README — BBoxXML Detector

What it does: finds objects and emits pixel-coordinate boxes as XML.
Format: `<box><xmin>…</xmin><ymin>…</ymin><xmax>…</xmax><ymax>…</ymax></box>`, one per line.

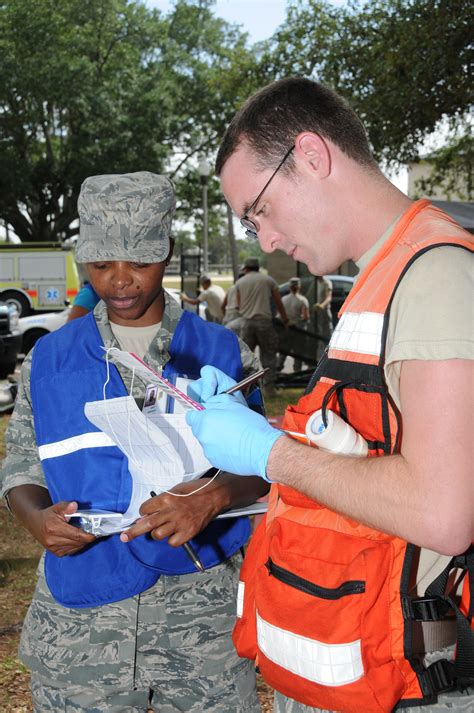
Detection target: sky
<box><xmin>146</xmin><ymin>0</ymin><xmax>288</xmax><ymax>42</ymax></box>
<box><xmin>146</xmin><ymin>0</ymin><xmax>347</xmax><ymax>43</ymax></box>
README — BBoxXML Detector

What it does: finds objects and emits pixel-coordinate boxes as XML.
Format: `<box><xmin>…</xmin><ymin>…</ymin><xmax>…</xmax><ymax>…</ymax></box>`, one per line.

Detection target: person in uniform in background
<box><xmin>67</xmin><ymin>280</ymin><xmax>100</xmax><ymax>321</ymax></box>
<box><xmin>222</xmin><ymin>265</ymin><xmax>245</xmax><ymax>337</ymax></box>
<box><xmin>313</xmin><ymin>275</ymin><xmax>333</xmax><ymax>359</ymax></box>
<box><xmin>236</xmin><ymin>256</ymin><xmax>289</xmax><ymax>397</ymax></box>
<box><xmin>180</xmin><ymin>275</ymin><xmax>225</xmax><ymax>323</ymax></box>
<box><xmin>277</xmin><ymin>276</ymin><xmax>310</xmax><ymax>372</ymax></box>
<box><xmin>1</xmin><ymin>172</ymin><xmax>266</xmax><ymax>713</ymax></box>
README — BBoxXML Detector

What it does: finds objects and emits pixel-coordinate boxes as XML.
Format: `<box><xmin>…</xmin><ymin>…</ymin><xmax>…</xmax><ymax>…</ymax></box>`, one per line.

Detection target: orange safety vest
<box><xmin>233</xmin><ymin>200</ymin><xmax>474</xmax><ymax>713</ymax></box>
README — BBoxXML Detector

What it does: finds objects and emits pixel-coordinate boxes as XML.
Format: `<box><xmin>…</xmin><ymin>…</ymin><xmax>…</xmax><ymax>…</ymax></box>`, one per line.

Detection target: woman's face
<box><xmin>86</xmin><ymin>260</ymin><xmax>168</xmax><ymax>327</ymax></box>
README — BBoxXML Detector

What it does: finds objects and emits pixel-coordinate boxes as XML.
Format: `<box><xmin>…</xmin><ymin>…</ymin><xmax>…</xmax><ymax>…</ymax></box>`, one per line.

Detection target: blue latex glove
<box><xmin>187</xmin><ymin>365</ymin><xmax>246</xmax><ymax>406</ymax></box>
<box><xmin>186</xmin><ymin>382</ymin><xmax>282</xmax><ymax>480</ymax></box>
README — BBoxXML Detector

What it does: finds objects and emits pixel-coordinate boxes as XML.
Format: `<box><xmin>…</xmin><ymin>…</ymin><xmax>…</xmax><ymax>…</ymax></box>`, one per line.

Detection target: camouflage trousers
<box><xmin>240</xmin><ymin>317</ymin><xmax>278</xmax><ymax>387</ymax></box>
<box><xmin>273</xmin><ymin>687</ymin><xmax>474</xmax><ymax>712</ymax></box>
<box><xmin>20</xmin><ymin>554</ymin><xmax>259</xmax><ymax>712</ymax></box>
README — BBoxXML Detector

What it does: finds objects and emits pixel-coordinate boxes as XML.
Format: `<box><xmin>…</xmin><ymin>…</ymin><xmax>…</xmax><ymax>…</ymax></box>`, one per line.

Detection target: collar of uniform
<box><xmin>95</xmin><ymin>290</ymin><xmax>183</xmax><ymax>376</ymax></box>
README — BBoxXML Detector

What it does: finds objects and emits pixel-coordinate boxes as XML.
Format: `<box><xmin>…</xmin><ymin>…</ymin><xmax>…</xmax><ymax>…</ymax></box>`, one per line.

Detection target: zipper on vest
<box><xmin>266</xmin><ymin>558</ymin><xmax>365</xmax><ymax>599</ymax></box>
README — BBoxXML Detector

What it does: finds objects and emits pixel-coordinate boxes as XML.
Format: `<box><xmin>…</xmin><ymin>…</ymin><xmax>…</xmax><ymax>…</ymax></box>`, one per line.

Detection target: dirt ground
<box><xmin>0</xmin><ymin>412</ymin><xmax>277</xmax><ymax>712</ymax></box>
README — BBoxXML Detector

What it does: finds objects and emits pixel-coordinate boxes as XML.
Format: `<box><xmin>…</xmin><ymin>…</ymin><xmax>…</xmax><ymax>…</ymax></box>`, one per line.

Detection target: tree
<box><xmin>0</xmin><ymin>0</ymin><xmax>168</xmax><ymax>241</ymax></box>
<box><xmin>174</xmin><ymin>168</ymin><xmax>229</xmax><ymax>262</ymax></box>
<box><xmin>411</xmin><ymin>134</ymin><xmax>473</xmax><ymax>201</ymax></box>
<box><xmin>259</xmin><ymin>0</ymin><xmax>472</xmax><ymax>167</ymax></box>
<box><xmin>0</xmin><ymin>0</ymin><xmax>257</xmax><ymax>243</ymax></box>
<box><xmin>162</xmin><ymin>0</ymin><xmax>265</xmax><ymax>255</ymax></box>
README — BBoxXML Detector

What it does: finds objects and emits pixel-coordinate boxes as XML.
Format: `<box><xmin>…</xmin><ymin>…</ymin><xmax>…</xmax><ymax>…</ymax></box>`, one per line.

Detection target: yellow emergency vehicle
<box><xmin>0</xmin><ymin>242</ymin><xmax>80</xmax><ymax>316</ymax></box>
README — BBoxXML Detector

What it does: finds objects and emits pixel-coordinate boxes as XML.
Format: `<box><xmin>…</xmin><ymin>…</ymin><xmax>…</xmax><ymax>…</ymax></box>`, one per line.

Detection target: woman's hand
<box><xmin>29</xmin><ymin>501</ymin><xmax>97</xmax><ymax>556</ymax></box>
<box><xmin>120</xmin><ymin>477</ymin><xmax>224</xmax><ymax>546</ymax></box>
<box><xmin>8</xmin><ymin>485</ymin><xmax>96</xmax><ymax>557</ymax></box>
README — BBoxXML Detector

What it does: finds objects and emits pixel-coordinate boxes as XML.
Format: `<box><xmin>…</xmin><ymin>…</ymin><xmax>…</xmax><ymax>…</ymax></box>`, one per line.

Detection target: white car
<box><xmin>18</xmin><ymin>308</ymin><xmax>71</xmax><ymax>355</ymax></box>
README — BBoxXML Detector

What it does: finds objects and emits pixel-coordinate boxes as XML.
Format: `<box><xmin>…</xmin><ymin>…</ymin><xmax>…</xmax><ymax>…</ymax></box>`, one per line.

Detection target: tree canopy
<box><xmin>0</xmin><ymin>0</ymin><xmax>254</xmax><ymax>242</ymax></box>
<box><xmin>258</xmin><ymin>0</ymin><xmax>472</xmax><ymax>168</ymax></box>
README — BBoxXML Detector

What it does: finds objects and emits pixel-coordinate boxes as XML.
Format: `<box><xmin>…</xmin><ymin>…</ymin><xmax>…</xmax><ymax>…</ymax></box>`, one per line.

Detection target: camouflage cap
<box><xmin>75</xmin><ymin>172</ymin><xmax>175</xmax><ymax>264</ymax></box>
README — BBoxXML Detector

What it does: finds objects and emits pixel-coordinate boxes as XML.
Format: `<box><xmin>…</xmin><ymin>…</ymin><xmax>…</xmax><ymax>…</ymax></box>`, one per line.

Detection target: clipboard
<box><xmin>216</xmin><ymin>501</ymin><xmax>268</xmax><ymax>519</ymax></box>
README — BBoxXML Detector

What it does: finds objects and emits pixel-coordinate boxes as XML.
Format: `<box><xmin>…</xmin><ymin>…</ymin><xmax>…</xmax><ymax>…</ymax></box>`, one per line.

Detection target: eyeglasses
<box><xmin>240</xmin><ymin>145</ymin><xmax>295</xmax><ymax>240</ymax></box>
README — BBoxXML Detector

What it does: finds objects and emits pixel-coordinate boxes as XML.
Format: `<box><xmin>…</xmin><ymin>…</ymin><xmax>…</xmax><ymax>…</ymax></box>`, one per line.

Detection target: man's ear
<box><xmin>295</xmin><ymin>132</ymin><xmax>331</xmax><ymax>179</ymax></box>
<box><xmin>165</xmin><ymin>238</ymin><xmax>175</xmax><ymax>265</ymax></box>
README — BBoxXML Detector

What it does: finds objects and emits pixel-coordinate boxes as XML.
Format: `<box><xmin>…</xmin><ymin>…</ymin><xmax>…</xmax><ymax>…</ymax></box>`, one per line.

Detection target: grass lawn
<box><xmin>265</xmin><ymin>388</ymin><xmax>302</xmax><ymax>418</ymax></box>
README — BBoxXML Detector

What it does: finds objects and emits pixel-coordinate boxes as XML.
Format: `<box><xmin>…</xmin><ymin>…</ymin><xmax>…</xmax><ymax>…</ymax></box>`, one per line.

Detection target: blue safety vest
<box><xmin>31</xmin><ymin>310</ymin><xmax>250</xmax><ymax>608</ymax></box>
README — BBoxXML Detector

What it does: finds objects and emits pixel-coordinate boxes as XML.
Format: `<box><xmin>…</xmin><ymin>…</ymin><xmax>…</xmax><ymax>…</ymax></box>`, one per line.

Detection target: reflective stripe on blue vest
<box><xmin>31</xmin><ymin>310</ymin><xmax>250</xmax><ymax>608</ymax></box>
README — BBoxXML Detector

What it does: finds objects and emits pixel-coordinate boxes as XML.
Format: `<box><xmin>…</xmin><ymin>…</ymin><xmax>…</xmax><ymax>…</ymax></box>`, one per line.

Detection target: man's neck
<box><xmin>352</xmin><ymin>179</ymin><xmax>413</xmax><ymax>262</ymax></box>
<box><xmin>343</xmin><ymin>170</ymin><xmax>412</xmax><ymax>263</ymax></box>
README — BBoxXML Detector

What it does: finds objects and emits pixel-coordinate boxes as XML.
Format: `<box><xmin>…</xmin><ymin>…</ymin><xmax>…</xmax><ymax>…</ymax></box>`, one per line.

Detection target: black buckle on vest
<box><xmin>422</xmin><ymin>659</ymin><xmax>455</xmax><ymax>695</ymax></box>
<box><xmin>403</xmin><ymin>596</ymin><xmax>451</xmax><ymax>621</ymax></box>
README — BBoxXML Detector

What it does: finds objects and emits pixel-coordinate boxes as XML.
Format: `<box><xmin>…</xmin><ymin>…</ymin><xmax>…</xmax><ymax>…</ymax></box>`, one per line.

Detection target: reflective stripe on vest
<box><xmin>38</xmin><ymin>431</ymin><xmax>115</xmax><ymax>460</ymax></box>
<box><xmin>329</xmin><ymin>311</ymin><xmax>384</xmax><ymax>357</ymax></box>
<box><xmin>256</xmin><ymin>611</ymin><xmax>364</xmax><ymax>687</ymax></box>
<box><xmin>237</xmin><ymin>581</ymin><xmax>245</xmax><ymax>618</ymax></box>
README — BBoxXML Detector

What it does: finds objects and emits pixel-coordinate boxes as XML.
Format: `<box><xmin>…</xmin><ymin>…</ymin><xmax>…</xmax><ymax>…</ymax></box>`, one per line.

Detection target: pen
<box><xmin>150</xmin><ymin>491</ymin><xmax>205</xmax><ymax>573</ymax></box>
<box><xmin>181</xmin><ymin>542</ymin><xmax>205</xmax><ymax>573</ymax></box>
<box><xmin>223</xmin><ymin>368</ymin><xmax>269</xmax><ymax>395</ymax></box>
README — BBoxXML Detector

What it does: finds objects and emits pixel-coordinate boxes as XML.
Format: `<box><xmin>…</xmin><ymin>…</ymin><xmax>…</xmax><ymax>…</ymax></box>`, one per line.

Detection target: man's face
<box><xmin>220</xmin><ymin>140</ymin><xmax>345</xmax><ymax>276</ymax></box>
<box><xmin>86</xmin><ymin>259</ymin><xmax>168</xmax><ymax>327</ymax></box>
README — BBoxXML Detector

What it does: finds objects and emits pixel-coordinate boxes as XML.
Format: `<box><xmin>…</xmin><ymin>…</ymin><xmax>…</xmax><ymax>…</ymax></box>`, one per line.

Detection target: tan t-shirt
<box><xmin>282</xmin><ymin>292</ymin><xmax>309</xmax><ymax>323</ymax></box>
<box><xmin>110</xmin><ymin>322</ymin><xmax>161</xmax><ymax>359</ymax></box>
<box><xmin>236</xmin><ymin>271</ymin><xmax>277</xmax><ymax>319</ymax></box>
<box><xmin>355</xmin><ymin>222</ymin><xmax>473</xmax><ymax>602</ymax></box>
<box><xmin>197</xmin><ymin>285</ymin><xmax>226</xmax><ymax>320</ymax></box>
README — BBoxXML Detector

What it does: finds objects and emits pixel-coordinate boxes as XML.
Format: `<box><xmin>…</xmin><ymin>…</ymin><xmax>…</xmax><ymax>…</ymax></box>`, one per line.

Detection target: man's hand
<box><xmin>186</xmin><ymin>367</ymin><xmax>282</xmax><ymax>478</ymax></box>
<box><xmin>187</xmin><ymin>364</ymin><xmax>246</xmax><ymax>405</ymax></box>
<box><xmin>28</xmin><ymin>500</ymin><xmax>96</xmax><ymax>557</ymax></box>
<box><xmin>120</xmin><ymin>478</ymin><xmax>226</xmax><ymax>546</ymax></box>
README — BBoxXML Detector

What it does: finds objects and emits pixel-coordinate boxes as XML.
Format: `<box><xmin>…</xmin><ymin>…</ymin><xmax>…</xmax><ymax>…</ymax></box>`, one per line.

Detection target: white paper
<box><xmin>81</xmin><ymin>393</ymin><xmax>212</xmax><ymax>535</ymax></box>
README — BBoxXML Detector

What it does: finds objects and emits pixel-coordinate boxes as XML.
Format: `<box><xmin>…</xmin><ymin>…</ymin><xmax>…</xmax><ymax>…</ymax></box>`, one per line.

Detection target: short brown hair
<box><xmin>215</xmin><ymin>77</ymin><xmax>377</xmax><ymax>175</ymax></box>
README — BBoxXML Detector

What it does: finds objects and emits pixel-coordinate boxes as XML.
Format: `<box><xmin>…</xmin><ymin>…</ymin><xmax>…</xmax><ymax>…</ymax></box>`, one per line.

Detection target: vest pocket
<box><xmin>255</xmin><ymin>519</ymin><xmax>407</xmax><ymax>713</ymax></box>
<box><xmin>265</xmin><ymin>558</ymin><xmax>366</xmax><ymax>599</ymax></box>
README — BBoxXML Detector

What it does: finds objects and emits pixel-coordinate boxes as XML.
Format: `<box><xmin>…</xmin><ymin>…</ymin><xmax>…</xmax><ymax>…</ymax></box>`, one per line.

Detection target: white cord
<box><xmin>164</xmin><ymin>468</ymin><xmax>222</xmax><ymax>495</ymax></box>
<box><xmin>103</xmin><ymin>347</ymin><xmax>112</xmax><ymax>401</ymax></box>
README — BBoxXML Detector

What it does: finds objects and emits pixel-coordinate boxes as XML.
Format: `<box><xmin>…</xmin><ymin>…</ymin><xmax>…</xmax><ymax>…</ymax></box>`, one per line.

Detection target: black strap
<box><xmin>421</xmin><ymin>659</ymin><xmax>455</xmax><ymax>696</ymax></box>
<box><xmin>448</xmin><ymin>592</ymin><xmax>474</xmax><ymax>685</ymax></box>
<box><xmin>320</xmin><ymin>379</ymin><xmax>355</xmax><ymax>427</ymax></box>
<box><xmin>416</xmin><ymin>546</ymin><xmax>474</xmax><ymax>690</ymax></box>
<box><xmin>402</xmin><ymin>595</ymin><xmax>451</xmax><ymax>622</ymax></box>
